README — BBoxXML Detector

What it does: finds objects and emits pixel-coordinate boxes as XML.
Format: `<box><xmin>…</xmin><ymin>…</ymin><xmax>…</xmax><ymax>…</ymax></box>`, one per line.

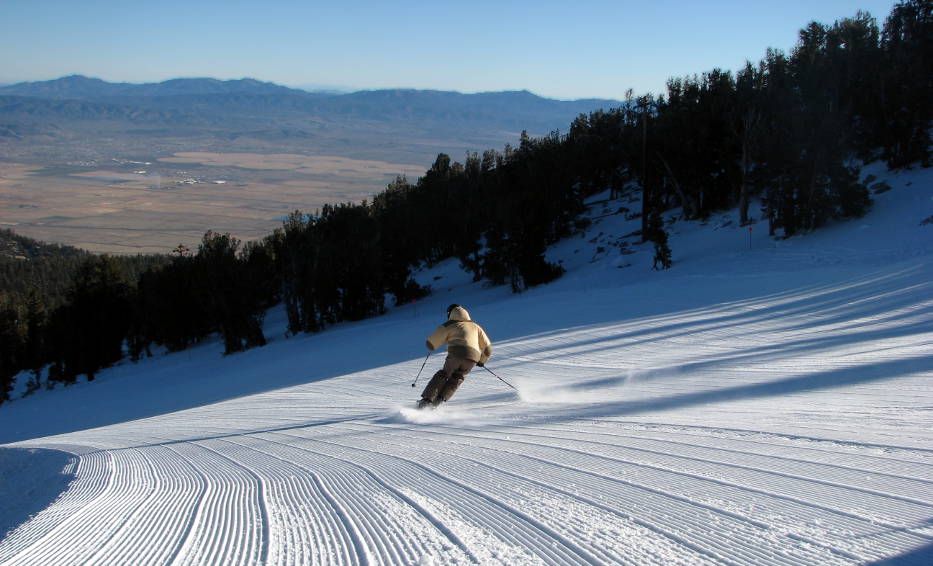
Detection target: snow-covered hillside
<box><xmin>1</xmin><ymin>163</ymin><xmax>931</xmax><ymax>565</ymax></box>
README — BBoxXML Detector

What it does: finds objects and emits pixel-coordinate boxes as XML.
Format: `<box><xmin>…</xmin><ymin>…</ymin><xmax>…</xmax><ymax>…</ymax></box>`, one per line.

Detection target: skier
<box><xmin>418</xmin><ymin>304</ymin><xmax>493</xmax><ymax>409</ymax></box>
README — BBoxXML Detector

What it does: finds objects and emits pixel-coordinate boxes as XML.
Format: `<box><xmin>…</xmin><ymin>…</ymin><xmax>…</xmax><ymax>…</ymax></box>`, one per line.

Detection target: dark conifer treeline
<box><xmin>1</xmin><ymin>246</ymin><xmax>170</xmax><ymax>398</ymax></box>
<box><xmin>0</xmin><ymin>2</ymin><xmax>929</xmax><ymax>402</ymax></box>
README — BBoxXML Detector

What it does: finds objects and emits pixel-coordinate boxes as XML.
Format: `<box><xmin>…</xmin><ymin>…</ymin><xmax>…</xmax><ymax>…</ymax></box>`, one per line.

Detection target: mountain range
<box><xmin>0</xmin><ymin>76</ymin><xmax>622</xmax><ymax>164</ymax></box>
<box><xmin>0</xmin><ymin>75</ymin><xmax>300</xmax><ymax>98</ymax></box>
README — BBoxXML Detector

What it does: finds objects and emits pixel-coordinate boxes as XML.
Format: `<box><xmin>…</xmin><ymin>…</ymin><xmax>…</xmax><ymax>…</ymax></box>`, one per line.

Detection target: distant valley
<box><xmin>0</xmin><ymin>75</ymin><xmax>620</xmax><ymax>253</ymax></box>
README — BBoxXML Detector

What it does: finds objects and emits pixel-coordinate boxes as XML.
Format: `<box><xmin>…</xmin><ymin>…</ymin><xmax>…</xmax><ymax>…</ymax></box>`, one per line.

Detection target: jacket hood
<box><xmin>447</xmin><ymin>306</ymin><xmax>471</xmax><ymax>322</ymax></box>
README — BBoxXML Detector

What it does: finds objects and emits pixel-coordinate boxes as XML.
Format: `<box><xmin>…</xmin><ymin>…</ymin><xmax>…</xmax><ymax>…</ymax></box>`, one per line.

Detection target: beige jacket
<box><xmin>426</xmin><ymin>306</ymin><xmax>493</xmax><ymax>364</ymax></box>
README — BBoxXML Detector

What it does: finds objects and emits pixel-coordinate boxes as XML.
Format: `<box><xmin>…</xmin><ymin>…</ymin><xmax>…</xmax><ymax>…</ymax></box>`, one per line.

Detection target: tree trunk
<box><xmin>737</xmin><ymin>108</ymin><xmax>760</xmax><ymax>225</ymax></box>
<box><xmin>739</xmin><ymin>140</ymin><xmax>750</xmax><ymax>225</ymax></box>
<box><xmin>657</xmin><ymin>152</ymin><xmax>697</xmax><ymax>219</ymax></box>
<box><xmin>640</xmin><ymin>110</ymin><xmax>650</xmax><ymax>242</ymax></box>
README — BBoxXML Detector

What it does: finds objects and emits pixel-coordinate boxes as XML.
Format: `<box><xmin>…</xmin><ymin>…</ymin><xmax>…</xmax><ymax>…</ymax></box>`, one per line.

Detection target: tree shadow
<box><xmin>512</xmin><ymin>267</ymin><xmax>929</xmax><ymax>364</ymax></box>
<box><xmin>0</xmin><ymin>448</ymin><xmax>76</xmax><ymax>543</ymax></box>
<box><xmin>867</xmin><ymin>541</ymin><xmax>933</xmax><ymax>565</ymax></box>
<box><xmin>511</xmin><ymin>355</ymin><xmax>933</xmax><ymax>430</ymax></box>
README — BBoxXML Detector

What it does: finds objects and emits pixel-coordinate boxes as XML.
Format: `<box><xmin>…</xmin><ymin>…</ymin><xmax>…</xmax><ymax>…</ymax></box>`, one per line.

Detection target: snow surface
<box><xmin>0</xmin><ymin>162</ymin><xmax>931</xmax><ymax>565</ymax></box>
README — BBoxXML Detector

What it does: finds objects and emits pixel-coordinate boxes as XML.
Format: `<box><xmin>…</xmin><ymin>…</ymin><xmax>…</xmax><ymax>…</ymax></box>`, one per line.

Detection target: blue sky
<box><xmin>1</xmin><ymin>0</ymin><xmax>900</xmax><ymax>100</ymax></box>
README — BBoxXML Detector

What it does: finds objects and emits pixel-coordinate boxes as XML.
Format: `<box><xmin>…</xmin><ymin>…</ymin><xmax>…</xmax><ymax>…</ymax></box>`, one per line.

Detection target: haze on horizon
<box><xmin>1</xmin><ymin>0</ymin><xmax>900</xmax><ymax>101</ymax></box>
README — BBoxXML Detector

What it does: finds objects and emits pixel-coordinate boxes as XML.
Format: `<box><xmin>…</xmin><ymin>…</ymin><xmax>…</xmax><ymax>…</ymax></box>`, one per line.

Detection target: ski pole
<box><xmin>411</xmin><ymin>351</ymin><xmax>432</xmax><ymax>387</ymax></box>
<box><xmin>482</xmin><ymin>365</ymin><xmax>517</xmax><ymax>391</ymax></box>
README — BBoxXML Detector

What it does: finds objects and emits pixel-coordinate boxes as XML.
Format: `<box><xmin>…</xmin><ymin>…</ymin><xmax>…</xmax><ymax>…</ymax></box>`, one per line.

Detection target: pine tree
<box><xmin>52</xmin><ymin>255</ymin><xmax>134</xmax><ymax>382</ymax></box>
<box><xmin>196</xmin><ymin>231</ymin><xmax>266</xmax><ymax>355</ymax></box>
<box><xmin>0</xmin><ymin>300</ymin><xmax>22</xmax><ymax>403</ymax></box>
<box><xmin>22</xmin><ymin>292</ymin><xmax>47</xmax><ymax>394</ymax></box>
<box><xmin>879</xmin><ymin>0</ymin><xmax>932</xmax><ymax>167</ymax></box>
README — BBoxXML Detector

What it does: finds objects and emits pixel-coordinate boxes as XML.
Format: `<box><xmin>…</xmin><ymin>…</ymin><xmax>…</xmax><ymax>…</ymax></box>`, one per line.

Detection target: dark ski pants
<box><xmin>420</xmin><ymin>355</ymin><xmax>476</xmax><ymax>405</ymax></box>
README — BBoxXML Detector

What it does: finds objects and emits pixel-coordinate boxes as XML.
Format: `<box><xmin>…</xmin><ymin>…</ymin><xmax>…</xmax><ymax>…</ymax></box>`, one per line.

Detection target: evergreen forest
<box><xmin>1</xmin><ymin>1</ymin><xmax>930</xmax><ymax>403</ymax></box>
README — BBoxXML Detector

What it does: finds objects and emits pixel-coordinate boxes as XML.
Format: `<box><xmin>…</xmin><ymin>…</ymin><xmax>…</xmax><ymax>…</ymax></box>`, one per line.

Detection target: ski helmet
<box><xmin>446</xmin><ymin>304</ymin><xmax>461</xmax><ymax>317</ymax></box>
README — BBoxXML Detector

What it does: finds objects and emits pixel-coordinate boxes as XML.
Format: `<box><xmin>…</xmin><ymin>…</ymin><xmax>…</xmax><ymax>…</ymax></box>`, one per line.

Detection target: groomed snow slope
<box><xmin>1</xmin><ymin>163</ymin><xmax>931</xmax><ymax>565</ymax></box>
